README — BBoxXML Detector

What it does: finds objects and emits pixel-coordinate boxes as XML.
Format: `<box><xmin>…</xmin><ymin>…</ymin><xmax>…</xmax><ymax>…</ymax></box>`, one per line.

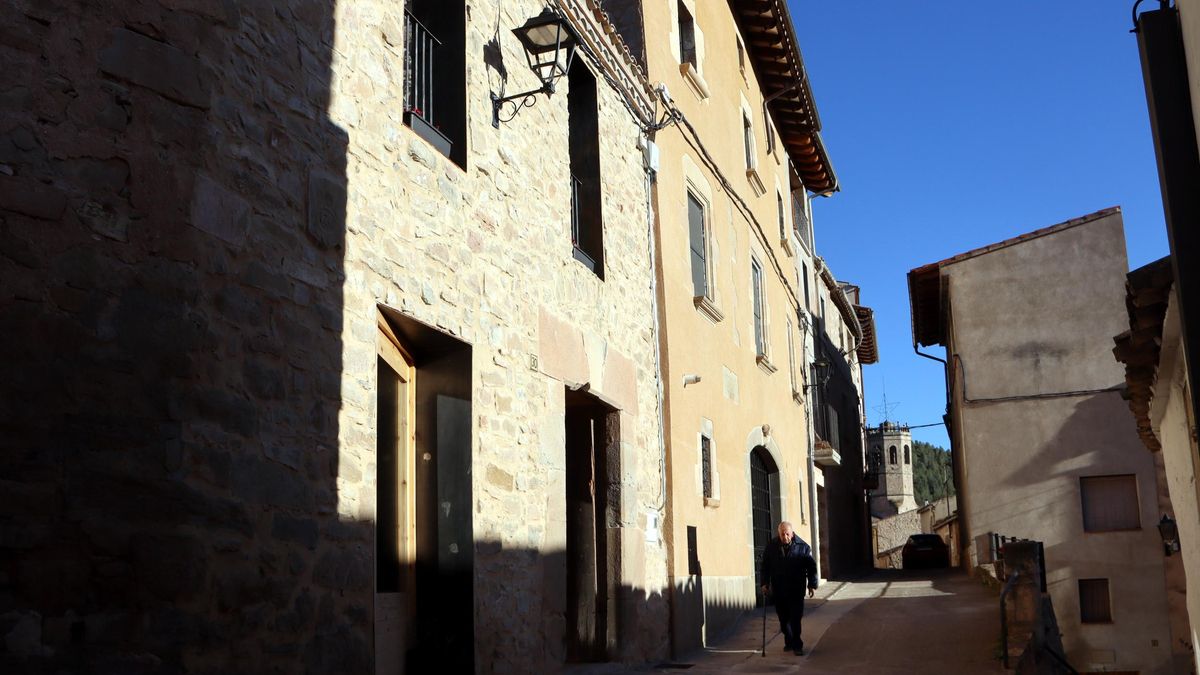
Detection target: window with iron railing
<box><xmin>403</xmin><ymin>1</ymin><xmax>466</xmax><ymax>166</ymax></box>
<box><xmin>568</xmin><ymin>60</ymin><xmax>603</xmax><ymax>277</ymax></box>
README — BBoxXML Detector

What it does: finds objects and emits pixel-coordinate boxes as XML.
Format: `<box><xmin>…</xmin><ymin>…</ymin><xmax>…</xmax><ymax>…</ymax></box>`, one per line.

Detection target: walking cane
<box><xmin>761</xmin><ymin>587</ymin><xmax>768</xmax><ymax>657</ymax></box>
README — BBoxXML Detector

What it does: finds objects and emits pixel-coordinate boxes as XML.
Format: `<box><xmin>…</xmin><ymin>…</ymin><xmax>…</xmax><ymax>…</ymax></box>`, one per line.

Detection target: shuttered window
<box><xmin>687</xmin><ymin>192</ymin><xmax>707</xmax><ymax>298</ymax></box>
<box><xmin>751</xmin><ymin>259</ymin><xmax>765</xmax><ymax>356</ymax></box>
<box><xmin>1080</xmin><ymin>475</ymin><xmax>1140</xmax><ymax>532</ymax></box>
<box><xmin>1079</xmin><ymin>578</ymin><xmax>1112</xmax><ymax>623</ymax></box>
<box><xmin>700</xmin><ymin>435</ymin><xmax>712</xmax><ymax>499</ymax></box>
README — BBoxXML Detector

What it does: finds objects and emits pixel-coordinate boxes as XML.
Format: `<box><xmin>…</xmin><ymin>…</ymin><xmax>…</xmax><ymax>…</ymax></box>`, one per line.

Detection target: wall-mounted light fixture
<box><xmin>805</xmin><ymin>358</ymin><xmax>832</xmax><ymax>390</ymax></box>
<box><xmin>491</xmin><ymin>7</ymin><xmax>578</xmax><ymax>127</ymax></box>
<box><xmin>1158</xmin><ymin>513</ymin><xmax>1181</xmax><ymax>556</ymax></box>
<box><xmin>682</xmin><ymin>374</ymin><xmax>702</xmax><ymax>387</ymax></box>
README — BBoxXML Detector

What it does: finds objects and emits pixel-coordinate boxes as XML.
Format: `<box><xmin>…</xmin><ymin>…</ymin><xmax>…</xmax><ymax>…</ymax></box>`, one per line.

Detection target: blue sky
<box><xmin>791</xmin><ymin>2</ymin><xmax>1170</xmax><ymax>447</ymax></box>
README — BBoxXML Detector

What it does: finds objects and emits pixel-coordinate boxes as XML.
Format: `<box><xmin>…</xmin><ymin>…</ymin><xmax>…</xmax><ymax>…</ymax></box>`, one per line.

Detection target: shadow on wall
<box><xmin>0</xmin><ymin>1</ymin><xmax>355</xmax><ymax>672</ymax></box>
<box><xmin>671</xmin><ymin>572</ymin><xmax>757</xmax><ymax>657</ymax></box>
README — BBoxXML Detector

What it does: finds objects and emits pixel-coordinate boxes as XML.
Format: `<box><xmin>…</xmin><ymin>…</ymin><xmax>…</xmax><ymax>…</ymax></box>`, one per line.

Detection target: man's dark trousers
<box><xmin>773</xmin><ymin>591</ymin><xmax>805</xmax><ymax>650</ymax></box>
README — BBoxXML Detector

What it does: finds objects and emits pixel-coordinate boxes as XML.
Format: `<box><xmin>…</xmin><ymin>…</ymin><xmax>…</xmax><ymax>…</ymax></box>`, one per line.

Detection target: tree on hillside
<box><xmin>912</xmin><ymin>440</ymin><xmax>954</xmax><ymax>506</ymax></box>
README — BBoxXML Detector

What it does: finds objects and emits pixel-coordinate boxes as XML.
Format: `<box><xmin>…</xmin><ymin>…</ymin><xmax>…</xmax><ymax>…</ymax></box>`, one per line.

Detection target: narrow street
<box><xmin>636</xmin><ymin>570</ymin><xmax>1005</xmax><ymax>675</ymax></box>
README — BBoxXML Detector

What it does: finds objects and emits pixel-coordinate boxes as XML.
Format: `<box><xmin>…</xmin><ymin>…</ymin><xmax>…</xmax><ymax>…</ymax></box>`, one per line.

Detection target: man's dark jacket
<box><xmin>761</xmin><ymin>537</ymin><xmax>818</xmax><ymax>597</ymax></box>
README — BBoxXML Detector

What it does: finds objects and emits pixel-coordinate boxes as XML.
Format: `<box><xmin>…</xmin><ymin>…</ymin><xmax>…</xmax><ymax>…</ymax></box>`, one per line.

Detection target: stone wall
<box><xmin>872</xmin><ymin>509</ymin><xmax>922</xmax><ymax>569</ymax></box>
<box><xmin>0</xmin><ymin>0</ymin><xmax>668</xmax><ymax>672</ymax></box>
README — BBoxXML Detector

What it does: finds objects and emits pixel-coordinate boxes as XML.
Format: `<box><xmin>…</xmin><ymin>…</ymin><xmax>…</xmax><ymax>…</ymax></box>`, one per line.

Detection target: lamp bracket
<box><xmin>491</xmin><ymin>85</ymin><xmax>551</xmax><ymax>128</ymax></box>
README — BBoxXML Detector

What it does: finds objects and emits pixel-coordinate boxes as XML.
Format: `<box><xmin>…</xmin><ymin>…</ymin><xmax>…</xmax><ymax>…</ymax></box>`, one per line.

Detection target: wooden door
<box><xmin>376</xmin><ymin>316</ymin><xmax>416</xmax><ymax>675</ymax></box>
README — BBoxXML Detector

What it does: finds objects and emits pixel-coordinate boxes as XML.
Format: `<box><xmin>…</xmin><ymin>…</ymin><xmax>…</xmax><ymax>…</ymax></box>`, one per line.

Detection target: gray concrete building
<box><xmin>908</xmin><ymin>208</ymin><xmax>1181</xmax><ymax>673</ymax></box>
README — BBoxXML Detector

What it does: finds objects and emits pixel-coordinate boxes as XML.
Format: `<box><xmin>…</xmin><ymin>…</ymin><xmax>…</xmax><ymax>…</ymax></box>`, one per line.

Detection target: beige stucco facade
<box><xmin>617</xmin><ymin>0</ymin><xmax>826</xmax><ymax>653</ymax></box>
<box><xmin>920</xmin><ymin>210</ymin><xmax>1177</xmax><ymax>673</ymax></box>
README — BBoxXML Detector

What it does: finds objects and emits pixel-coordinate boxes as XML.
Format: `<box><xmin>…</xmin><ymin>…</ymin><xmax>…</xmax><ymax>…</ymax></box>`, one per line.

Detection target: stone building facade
<box><xmin>866</xmin><ymin>421</ymin><xmax>916</xmax><ymax>518</ymax></box>
<box><xmin>0</xmin><ymin>0</ymin><xmax>670</xmax><ymax>672</ymax></box>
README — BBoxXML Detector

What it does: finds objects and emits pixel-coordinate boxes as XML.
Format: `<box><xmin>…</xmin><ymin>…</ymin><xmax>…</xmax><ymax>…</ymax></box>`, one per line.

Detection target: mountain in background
<box><xmin>913</xmin><ymin>440</ymin><xmax>955</xmax><ymax>506</ymax></box>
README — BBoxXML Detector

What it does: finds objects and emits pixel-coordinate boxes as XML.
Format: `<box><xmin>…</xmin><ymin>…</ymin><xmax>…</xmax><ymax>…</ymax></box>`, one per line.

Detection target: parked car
<box><xmin>902</xmin><ymin>534</ymin><xmax>950</xmax><ymax>569</ymax></box>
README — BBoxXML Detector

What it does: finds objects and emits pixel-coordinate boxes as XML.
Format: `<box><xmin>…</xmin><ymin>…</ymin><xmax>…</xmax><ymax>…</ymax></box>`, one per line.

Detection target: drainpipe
<box><xmin>799</xmin><ymin>308</ymin><xmax>822</xmax><ymax>582</ymax></box>
<box><xmin>641</xmin><ymin>129</ymin><xmax>678</xmax><ymax>656</ymax></box>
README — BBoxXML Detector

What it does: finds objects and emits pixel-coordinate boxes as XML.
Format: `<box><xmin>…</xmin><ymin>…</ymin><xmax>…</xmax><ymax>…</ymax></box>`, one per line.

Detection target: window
<box><xmin>904</xmin><ymin>445</ymin><xmax>911</xmax><ymax>465</ymax></box>
<box><xmin>802</xmin><ymin>261</ymin><xmax>810</xmax><ymax>308</ymax></box>
<box><xmin>700</xmin><ymin>435</ymin><xmax>713</xmax><ymax>499</ymax></box>
<box><xmin>1079</xmin><ymin>579</ymin><xmax>1112</xmax><ymax>623</ymax></box>
<box><xmin>1080</xmin><ymin>475</ymin><xmax>1140</xmax><ymax>532</ymax></box>
<box><xmin>826</xmin><ymin>405</ymin><xmax>840</xmax><ymax>449</ymax></box>
<box><xmin>404</xmin><ymin>0</ymin><xmax>466</xmax><ymax>166</ymax></box>
<box><xmin>787</xmin><ymin>319</ymin><xmax>797</xmax><ymax>394</ymax></box>
<box><xmin>777</xmin><ymin>192</ymin><xmax>787</xmax><ymax>243</ymax></box>
<box><xmin>752</xmin><ymin>259</ymin><xmax>766</xmax><ymax>357</ymax></box>
<box><xmin>742</xmin><ymin>112</ymin><xmax>755</xmax><ymax>171</ymax></box>
<box><xmin>765</xmin><ymin>113</ymin><xmax>776</xmax><ymax>155</ymax></box>
<box><xmin>736</xmin><ymin>35</ymin><xmax>746</xmax><ymax>76</ymax></box>
<box><xmin>889</xmin><ymin>445</ymin><xmax>897</xmax><ymax>465</ymax></box>
<box><xmin>792</xmin><ymin>189</ymin><xmax>812</xmax><ymax>252</ymax></box>
<box><xmin>568</xmin><ymin>60</ymin><xmax>603</xmax><ymax>277</ymax></box>
<box><xmin>687</xmin><ymin>191</ymin><xmax>708</xmax><ymax>298</ymax></box>
<box><xmin>678</xmin><ymin>2</ymin><xmax>696</xmax><ymax>68</ymax></box>
<box><xmin>687</xmin><ymin>525</ymin><xmax>700</xmax><ymax>575</ymax></box>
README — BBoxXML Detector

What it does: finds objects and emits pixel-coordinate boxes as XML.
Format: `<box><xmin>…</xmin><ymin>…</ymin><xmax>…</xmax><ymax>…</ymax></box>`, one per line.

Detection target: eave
<box><xmin>729</xmin><ymin>0</ymin><xmax>838</xmax><ymax>194</ymax></box>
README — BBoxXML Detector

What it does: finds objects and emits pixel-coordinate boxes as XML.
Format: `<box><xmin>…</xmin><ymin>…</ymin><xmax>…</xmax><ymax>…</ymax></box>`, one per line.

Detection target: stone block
<box><xmin>0</xmin><ymin>175</ymin><xmax>66</xmax><ymax>220</ymax></box>
<box><xmin>601</xmin><ymin>347</ymin><xmax>638</xmax><ymax>412</ymax></box>
<box><xmin>190</xmin><ymin>172</ymin><xmax>249</xmax><ymax>246</ymax></box>
<box><xmin>131</xmin><ymin>533</ymin><xmax>206</xmax><ymax>602</ymax></box>
<box><xmin>307</xmin><ymin>169</ymin><xmax>345</xmax><ymax>250</ymax></box>
<box><xmin>99</xmin><ymin>29</ymin><xmax>210</xmax><ymax>109</ymax></box>
<box><xmin>312</xmin><ymin>546</ymin><xmax>370</xmax><ymax>591</ymax></box>
<box><xmin>538</xmin><ymin>308</ymin><xmax>586</xmax><ymax>384</ymax></box>
<box><xmin>230</xmin><ymin>452</ymin><xmax>312</xmax><ymax>511</ymax></box>
<box><xmin>272</xmin><ymin>513</ymin><xmax>318</xmax><ymax>550</ymax></box>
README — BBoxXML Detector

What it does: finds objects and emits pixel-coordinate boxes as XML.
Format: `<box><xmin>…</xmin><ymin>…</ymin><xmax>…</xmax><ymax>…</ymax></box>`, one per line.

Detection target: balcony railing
<box><xmin>404</xmin><ymin>10</ymin><xmax>451</xmax><ymax>155</ymax></box>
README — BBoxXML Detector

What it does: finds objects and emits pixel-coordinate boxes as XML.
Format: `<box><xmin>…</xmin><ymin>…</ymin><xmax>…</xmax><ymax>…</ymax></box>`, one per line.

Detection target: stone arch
<box><xmin>889</xmin><ymin>445</ymin><xmax>897</xmax><ymax>465</ymax></box>
<box><xmin>745</xmin><ymin>426</ymin><xmax>787</xmax><ymax>600</ymax></box>
<box><xmin>903</xmin><ymin>444</ymin><xmax>911</xmax><ymax>465</ymax></box>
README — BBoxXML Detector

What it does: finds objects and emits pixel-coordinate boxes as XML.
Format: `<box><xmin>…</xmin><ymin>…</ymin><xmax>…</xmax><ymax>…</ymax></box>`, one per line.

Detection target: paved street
<box><xmin>628</xmin><ymin>570</ymin><xmax>1005</xmax><ymax>675</ymax></box>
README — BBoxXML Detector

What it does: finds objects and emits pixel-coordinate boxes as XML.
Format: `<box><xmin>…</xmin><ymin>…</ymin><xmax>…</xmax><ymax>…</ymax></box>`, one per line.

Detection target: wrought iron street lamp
<box><xmin>1158</xmin><ymin>514</ymin><xmax>1181</xmax><ymax>556</ymax></box>
<box><xmin>491</xmin><ymin>7</ymin><xmax>579</xmax><ymax>127</ymax></box>
<box><xmin>806</xmin><ymin>358</ymin><xmax>832</xmax><ymax>390</ymax></box>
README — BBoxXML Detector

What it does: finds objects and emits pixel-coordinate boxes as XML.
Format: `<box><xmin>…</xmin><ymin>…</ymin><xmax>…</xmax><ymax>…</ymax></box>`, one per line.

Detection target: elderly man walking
<box><xmin>760</xmin><ymin>521</ymin><xmax>818</xmax><ymax>655</ymax></box>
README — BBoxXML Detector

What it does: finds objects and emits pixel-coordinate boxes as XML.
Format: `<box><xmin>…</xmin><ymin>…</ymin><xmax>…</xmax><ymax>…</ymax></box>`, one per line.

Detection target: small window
<box><xmin>904</xmin><ymin>445</ymin><xmax>911</xmax><ymax>465</ymax></box>
<box><xmin>742</xmin><ymin>113</ymin><xmax>755</xmax><ymax>170</ymax></box>
<box><xmin>687</xmin><ymin>191</ymin><xmax>708</xmax><ymax>299</ymax></box>
<box><xmin>802</xmin><ymin>261</ymin><xmax>810</xmax><ymax>308</ymax></box>
<box><xmin>678</xmin><ymin>2</ymin><xmax>697</xmax><ymax>68</ymax></box>
<box><xmin>568</xmin><ymin>60</ymin><xmax>603</xmax><ymax>277</ymax></box>
<box><xmin>889</xmin><ymin>445</ymin><xmax>897</xmax><ymax>465</ymax></box>
<box><xmin>777</xmin><ymin>192</ymin><xmax>787</xmax><ymax>242</ymax></box>
<box><xmin>736</xmin><ymin>35</ymin><xmax>746</xmax><ymax>76</ymax></box>
<box><xmin>793</xmin><ymin>189</ymin><xmax>812</xmax><ymax>252</ymax></box>
<box><xmin>700</xmin><ymin>435</ymin><xmax>713</xmax><ymax>499</ymax></box>
<box><xmin>1081</xmin><ymin>475</ymin><xmax>1140</xmax><ymax>532</ymax></box>
<box><xmin>687</xmin><ymin>525</ymin><xmax>700</xmax><ymax>575</ymax></box>
<box><xmin>751</xmin><ymin>259</ymin><xmax>766</xmax><ymax>357</ymax></box>
<box><xmin>1079</xmin><ymin>578</ymin><xmax>1112</xmax><ymax>623</ymax></box>
<box><xmin>787</xmin><ymin>319</ymin><xmax>797</xmax><ymax>394</ymax></box>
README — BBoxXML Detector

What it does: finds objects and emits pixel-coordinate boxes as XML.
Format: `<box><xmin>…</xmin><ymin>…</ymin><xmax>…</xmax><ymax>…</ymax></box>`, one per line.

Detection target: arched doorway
<box><xmin>750</xmin><ymin>446</ymin><xmax>780</xmax><ymax>606</ymax></box>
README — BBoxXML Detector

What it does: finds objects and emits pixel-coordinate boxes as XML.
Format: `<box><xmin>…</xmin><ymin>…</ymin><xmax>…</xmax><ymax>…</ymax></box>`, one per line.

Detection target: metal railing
<box><xmin>570</xmin><ymin>175</ymin><xmax>583</xmax><ymax>247</ymax></box>
<box><xmin>793</xmin><ymin>191</ymin><xmax>812</xmax><ymax>252</ymax></box>
<box><xmin>404</xmin><ymin>10</ymin><xmax>441</xmax><ymax>124</ymax></box>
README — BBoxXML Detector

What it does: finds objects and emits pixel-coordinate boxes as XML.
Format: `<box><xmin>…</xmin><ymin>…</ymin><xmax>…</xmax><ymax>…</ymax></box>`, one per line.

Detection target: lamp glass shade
<box><xmin>1158</xmin><ymin>514</ymin><xmax>1179</xmax><ymax>542</ymax></box>
<box><xmin>513</xmin><ymin>9</ymin><xmax>576</xmax><ymax>54</ymax></box>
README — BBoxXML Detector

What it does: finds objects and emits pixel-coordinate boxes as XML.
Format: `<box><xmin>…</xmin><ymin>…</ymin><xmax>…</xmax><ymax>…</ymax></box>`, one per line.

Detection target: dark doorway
<box><xmin>564</xmin><ymin>388</ymin><xmax>620</xmax><ymax>662</ymax></box>
<box><xmin>750</xmin><ymin>446</ymin><xmax>779</xmax><ymax>607</ymax></box>
<box><xmin>377</xmin><ymin>308</ymin><xmax>474</xmax><ymax>674</ymax></box>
